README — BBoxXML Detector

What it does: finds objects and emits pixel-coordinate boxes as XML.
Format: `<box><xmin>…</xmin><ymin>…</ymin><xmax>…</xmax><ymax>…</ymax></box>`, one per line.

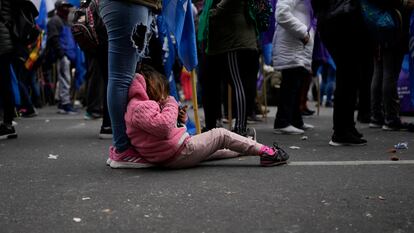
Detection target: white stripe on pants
<box><xmin>166</xmin><ymin>128</ymin><xmax>263</xmax><ymax>169</ymax></box>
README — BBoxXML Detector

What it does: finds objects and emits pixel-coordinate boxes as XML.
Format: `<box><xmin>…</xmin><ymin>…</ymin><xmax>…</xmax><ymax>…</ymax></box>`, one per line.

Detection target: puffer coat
<box><xmin>0</xmin><ymin>0</ymin><xmax>14</xmax><ymax>56</ymax></box>
<box><xmin>272</xmin><ymin>0</ymin><xmax>315</xmax><ymax>71</ymax></box>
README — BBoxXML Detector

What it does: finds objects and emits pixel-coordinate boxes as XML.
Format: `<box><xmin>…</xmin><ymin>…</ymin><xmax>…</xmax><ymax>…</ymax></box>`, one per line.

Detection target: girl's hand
<box><xmin>178</xmin><ymin>105</ymin><xmax>188</xmax><ymax>124</ymax></box>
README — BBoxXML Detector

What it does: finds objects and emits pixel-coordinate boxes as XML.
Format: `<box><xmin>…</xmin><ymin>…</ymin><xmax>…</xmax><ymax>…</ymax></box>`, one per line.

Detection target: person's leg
<box><xmin>320</xmin><ymin>15</ymin><xmax>368</xmax><ymax>145</ymax></box>
<box><xmin>238</xmin><ymin>50</ymin><xmax>259</xmax><ymax>121</ymax></box>
<box><xmin>100</xmin><ymin>0</ymin><xmax>153</xmax><ymax>151</ymax></box>
<box><xmin>274</xmin><ymin>68</ymin><xmax>303</xmax><ymax>129</ymax></box>
<box><xmin>319</xmin><ymin>65</ymin><xmax>328</xmax><ymax>104</ymax></box>
<box><xmin>292</xmin><ymin>68</ymin><xmax>308</xmax><ymax>128</ymax></box>
<box><xmin>85</xmin><ymin>54</ymin><xmax>103</xmax><ymax>116</ymax></box>
<box><xmin>382</xmin><ymin>47</ymin><xmax>404</xmax><ymax>127</ymax></box>
<box><xmin>166</xmin><ymin>128</ymin><xmax>263</xmax><ymax>169</ymax></box>
<box><xmin>357</xmin><ymin>45</ymin><xmax>373</xmax><ymax>123</ymax></box>
<box><xmin>321</xmin><ymin>20</ymin><xmax>359</xmax><ymax>136</ymax></box>
<box><xmin>17</xmin><ymin>80</ymin><xmax>35</xmax><ymax>112</ymax></box>
<box><xmin>98</xmin><ymin>44</ymin><xmax>111</xmax><ymax>128</ymax></box>
<box><xmin>299</xmin><ymin>72</ymin><xmax>312</xmax><ymax>113</ymax></box>
<box><xmin>325</xmin><ymin>64</ymin><xmax>336</xmax><ymax>106</ymax></box>
<box><xmin>226</xmin><ymin>51</ymin><xmax>247</xmax><ymax>134</ymax></box>
<box><xmin>201</xmin><ymin>53</ymin><xmax>222</xmax><ymax>130</ymax></box>
<box><xmin>370</xmin><ymin>48</ymin><xmax>384</xmax><ymax>125</ymax></box>
<box><xmin>57</xmin><ymin>56</ymin><xmax>72</xmax><ymax>106</ymax></box>
<box><xmin>0</xmin><ymin>54</ymin><xmax>15</xmax><ymax>125</ymax></box>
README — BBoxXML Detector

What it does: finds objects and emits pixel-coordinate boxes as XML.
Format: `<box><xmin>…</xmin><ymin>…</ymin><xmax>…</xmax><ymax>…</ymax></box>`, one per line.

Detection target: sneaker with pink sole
<box><xmin>107</xmin><ymin>146</ymin><xmax>154</xmax><ymax>169</ymax></box>
<box><xmin>259</xmin><ymin>143</ymin><xmax>289</xmax><ymax>167</ymax></box>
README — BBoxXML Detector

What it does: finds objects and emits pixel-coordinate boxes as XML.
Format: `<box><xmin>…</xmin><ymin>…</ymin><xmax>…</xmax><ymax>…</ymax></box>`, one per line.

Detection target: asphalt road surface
<box><xmin>1</xmin><ymin>106</ymin><xmax>413</xmax><ymax>233</ymax></box>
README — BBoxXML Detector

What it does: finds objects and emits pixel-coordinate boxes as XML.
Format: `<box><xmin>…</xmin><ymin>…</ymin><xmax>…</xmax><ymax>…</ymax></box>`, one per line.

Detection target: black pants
<box><xmin>98</xmin><ymin>44</ymin><xmax>110</xmax><ymax>128</ymax></box>
<box><xmin>85</xmin><ymin>44</ymin><xmax>110</xmax><ymax>128</ymax></box>
<box><xmin>202</xmin><ymin>49</ymin><xmax>259</xmax><ymax>133</ymax></box>
<box><xmin>0</xmin><ymin>54</ymin><xmax>15</xmax><ymax>125</ymax></box>
<box><xmin>274</xmin><ymin>67</ymin><xmax>307</xmax><ymax>129</ymax></box>
<box><xmin>320</xmin><ymin>14</ymin><xmax>372</xmax><ymax>135</ymax></box>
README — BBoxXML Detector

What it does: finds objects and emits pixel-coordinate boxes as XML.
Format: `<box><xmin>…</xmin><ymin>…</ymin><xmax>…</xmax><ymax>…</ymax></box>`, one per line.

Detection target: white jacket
<box><xmin>272</xmin><ymin>0</ymin><xmax>315</xmax><ymax>71</ymax></box>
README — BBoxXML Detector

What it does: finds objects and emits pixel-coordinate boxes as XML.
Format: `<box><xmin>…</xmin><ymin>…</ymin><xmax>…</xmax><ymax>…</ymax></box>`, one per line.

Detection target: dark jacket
<box><xmin>46</xmin><ymin>14</ymin><xmax>65</xmax><ymax>59</ymax></box>
<box><xmin>119</xmin><ymin>0</ymin><xmax>162</xmax><ymax>12</ymax></box>
<box><xmin>312</xmin><ymin>0</ymin><xmax>359</xmax><ymax>24</ymax></box>
<box><xmin>0</xmin><ymin>0</ymin><xmax>14</xmax><ymax>55</ymax></box>
<box><xmin>373</xmin><ymin>0</ymin><xmax>411</xmax><ymax>51</ymax></box>
<box><xmin>312</xmin><ymin>0</ymin><xmax>410</xmax><ymax>51</ymax></box>
<box><xmin>207</xmin><ymin>0</ymin><xmax>257</xmax><ymax>55</ymax></box>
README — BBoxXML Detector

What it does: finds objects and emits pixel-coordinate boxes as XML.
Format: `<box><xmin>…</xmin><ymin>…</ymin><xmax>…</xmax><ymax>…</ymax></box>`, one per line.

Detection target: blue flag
<box><xmin>10</xmin><ymin>65</ymin><xmax>21</xmax><ymax>106</ymax></box>
<box><xmin>36</xmin><ymin>0</ymin><xmax>48</xmax><ymax>31</ymax></box>
<box><xmin>74</xmin><ymin>46</ymin><xmax>87</xmax><ymax>90</ymax></box>
<box><xmin>163</xmin><ymin>0</ymin><xmax>198</xmax><ymax>71</ymax></box>
<box><xmin>157</xmin><ymin>0</ymin><xmax>198</xmax><ymax>135</ymax></box>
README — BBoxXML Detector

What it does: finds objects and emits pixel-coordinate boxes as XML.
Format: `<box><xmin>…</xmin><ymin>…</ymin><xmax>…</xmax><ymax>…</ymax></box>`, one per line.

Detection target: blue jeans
<box><xmin>318</xmin><ymin>64</ymin><xmax>335</xmax><ymax>104</ymax></box>
<box><xmin>99</xmin><ymin>0</ymin><xmax>153</xmax><ymax>152</ymax></box>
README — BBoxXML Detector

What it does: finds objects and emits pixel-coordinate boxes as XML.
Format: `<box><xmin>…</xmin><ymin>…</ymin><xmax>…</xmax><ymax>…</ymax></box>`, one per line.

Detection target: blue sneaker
<box><xmin>58</xmin><ymin>104</ymin><xmax>78</xmax><ymax>115</ymax></box>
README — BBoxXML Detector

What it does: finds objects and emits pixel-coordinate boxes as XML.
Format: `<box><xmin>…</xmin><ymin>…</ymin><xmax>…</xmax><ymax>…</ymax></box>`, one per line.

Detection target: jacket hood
<box><xmin>128</xmin><ymin>73</ymin><xmax>149</xmax><ymax>101</ymax></box>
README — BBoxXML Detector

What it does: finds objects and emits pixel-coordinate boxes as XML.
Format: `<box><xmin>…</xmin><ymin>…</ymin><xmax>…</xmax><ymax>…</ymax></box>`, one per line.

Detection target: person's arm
<box><xmin>276</xmin><ymin>0</ymin><xmax>309</xmax><ymax>44</ymax></box>
<box><xmin>130</xmin><ymin>96</ymin><xmax>179</xmax><ymax>138</ymax></box>
<box><xmin>47</xmin><ymin>17</ymin><xmax>64</xmax><ymax>59</ymax></box>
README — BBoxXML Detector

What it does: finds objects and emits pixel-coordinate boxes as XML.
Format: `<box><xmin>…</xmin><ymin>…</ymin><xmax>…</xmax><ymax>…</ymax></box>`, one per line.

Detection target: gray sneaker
<box><xmin>244</xmin><ymin>128</ymin><xmax>256</xmax><ymax>141</ymax></box>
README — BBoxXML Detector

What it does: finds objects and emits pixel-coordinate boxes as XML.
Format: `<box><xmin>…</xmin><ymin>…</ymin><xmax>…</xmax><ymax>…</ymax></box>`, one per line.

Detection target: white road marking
<box><xmin>289</xmin><ymin>160</ymin><xmax>414</xmax><ymax>166</ymax></box>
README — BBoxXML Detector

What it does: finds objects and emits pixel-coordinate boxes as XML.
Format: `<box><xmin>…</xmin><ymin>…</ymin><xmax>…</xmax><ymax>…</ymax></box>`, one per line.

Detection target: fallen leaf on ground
<box><xmin>387</xmin><ymin>148</ymin><xmax>397</xmax><ymax>153</ymax></box>
<box><xmin>390</xmin><ymin>155</ymin><xmax>399</xmax><ymax>161</ymax></box>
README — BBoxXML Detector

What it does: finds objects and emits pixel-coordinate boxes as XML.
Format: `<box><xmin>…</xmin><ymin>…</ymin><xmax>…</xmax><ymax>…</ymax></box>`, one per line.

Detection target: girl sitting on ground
<box><xmin>107</xmin><ymin>65</ymin><xmax>289</xmax><ymax>169</ymax></box>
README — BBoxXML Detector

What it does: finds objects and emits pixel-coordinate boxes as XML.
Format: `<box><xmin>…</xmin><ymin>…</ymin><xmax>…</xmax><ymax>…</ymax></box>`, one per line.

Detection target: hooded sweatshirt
<box><xmin>125</xmin><ymin>74</ymin><xmax>190</xmax><ymax>164</ymax></box>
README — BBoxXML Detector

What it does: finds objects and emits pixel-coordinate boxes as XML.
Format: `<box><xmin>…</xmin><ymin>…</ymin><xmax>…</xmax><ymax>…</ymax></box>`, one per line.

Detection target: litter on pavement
<box><xmin>394</xmin><ymin>142</ymin><xmax>408</xmax><ymax>150</ymax></box>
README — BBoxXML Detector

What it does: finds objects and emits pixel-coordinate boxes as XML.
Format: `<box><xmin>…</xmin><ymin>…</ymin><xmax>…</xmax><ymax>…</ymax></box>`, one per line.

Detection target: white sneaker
<box><xmin>301</xmin><ymin>123</ymin><xmax>314</xmax><ymax>130</ymax></box>
<box><xmin>274</xmin><ymin>125</ymin><xmax>304</xmax><ymax>135</ymax></box>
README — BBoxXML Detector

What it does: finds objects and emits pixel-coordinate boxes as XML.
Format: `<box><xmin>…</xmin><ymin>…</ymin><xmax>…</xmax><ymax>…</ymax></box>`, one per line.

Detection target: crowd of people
<box><xmin>1</xmin><ymin>0</ymin><xmax>414</xmax><ymax>168</ymax></box>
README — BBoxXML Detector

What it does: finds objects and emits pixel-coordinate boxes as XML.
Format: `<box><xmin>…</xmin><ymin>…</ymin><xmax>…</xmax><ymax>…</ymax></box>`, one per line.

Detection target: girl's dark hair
<box><xmin>139</xmin><ymin>64</ymin><xmax>170</xmax><ymax>102</ymax></box>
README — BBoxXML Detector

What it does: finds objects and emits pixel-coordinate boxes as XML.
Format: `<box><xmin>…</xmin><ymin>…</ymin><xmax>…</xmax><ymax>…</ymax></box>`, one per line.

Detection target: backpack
<box><xmin>71</xmin><ymin>0</ymin><xmax>101</xmax><ymax>52</ymax></box>
<box><xmin>360</xmin><ymin>0</ymin><xmax>402</xmax><ymax>45</ymax></box>
<box><xmin>247</xmin><ymin>0</ymin><xmax>273</xmax><ymax>32</ymax></box>
<box><xmin>6</xmin><ymin>0</ymin><xmax>40</xmax><ymax>46</ymax></box>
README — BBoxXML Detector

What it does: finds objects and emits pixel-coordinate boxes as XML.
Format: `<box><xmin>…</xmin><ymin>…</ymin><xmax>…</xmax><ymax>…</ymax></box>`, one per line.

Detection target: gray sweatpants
<box><xmin>57</xmin><ymin>56</ymin><xmax>72</xmax><ymax>105</ymax></box>
<box><xmin>371</xmin><ymin>47</ymin><xmax>403</xmax><ymax>124</ymax></box>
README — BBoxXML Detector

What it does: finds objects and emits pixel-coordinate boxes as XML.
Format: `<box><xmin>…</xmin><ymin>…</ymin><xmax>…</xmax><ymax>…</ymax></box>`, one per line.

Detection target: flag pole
<box><xmin>191</xmin><ymin>70</ymin><xmax>201</xmax><ymax>134</ymax></box>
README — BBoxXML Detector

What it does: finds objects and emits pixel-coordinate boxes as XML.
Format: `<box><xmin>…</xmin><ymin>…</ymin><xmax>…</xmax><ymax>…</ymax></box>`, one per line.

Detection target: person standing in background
<box><xmin>202</xmin><ymin>0</ymin><xmax>258</xmax><ymax>139</ymax></box>
<box><xmin>272</xmin><ymin>0</ymin><xmax>315</xmax><ymax>135</ymax></box>
<box><xmin>47</xmin><ymin>0</ymin><xmax>78</xmax><ymax>114</ymax></box>
<box><xmin>312</xmin><ymin>0</ymin><xmax>369</xmax><ymax>146</ymax></box>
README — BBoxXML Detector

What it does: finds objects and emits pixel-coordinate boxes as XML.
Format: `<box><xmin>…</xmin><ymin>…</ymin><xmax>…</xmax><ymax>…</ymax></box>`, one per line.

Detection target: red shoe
<box><xmin>107</xmin><ymin>146</ymin><xmax>154</xmax><ymax>169</ymax></box>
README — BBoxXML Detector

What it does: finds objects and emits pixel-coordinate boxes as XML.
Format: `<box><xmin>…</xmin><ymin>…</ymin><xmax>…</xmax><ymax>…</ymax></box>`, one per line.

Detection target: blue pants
<box><xmin>100</xmin><ymin>0</ymin><xmax>153</xmax><ymax>151</ymax></box>
<box><xmin>318</xmin><ymin>63</ymin><xmax>335</xmax><ymax>105</ymax></box>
